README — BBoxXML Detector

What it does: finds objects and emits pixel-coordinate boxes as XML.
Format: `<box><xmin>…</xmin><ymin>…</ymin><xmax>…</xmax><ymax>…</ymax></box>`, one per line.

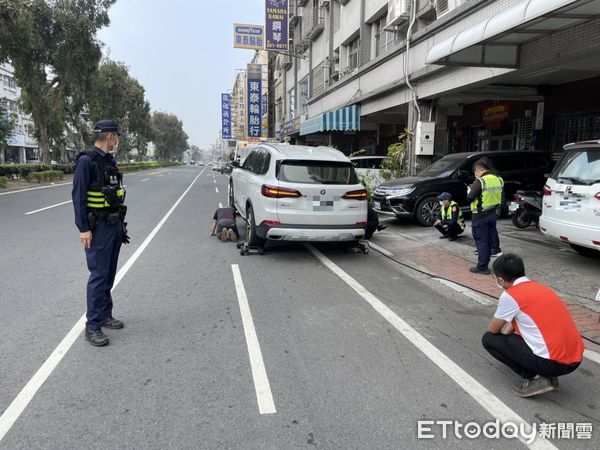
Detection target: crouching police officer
<box><xmin>72</xmin><ymin>120</ymin><xmax>130</xmax><ymax>347</ymax></box>
<box><xmin>433</xmin><ymin>192</ymin><xmax>465</xmax><ymax>241</ymax></box>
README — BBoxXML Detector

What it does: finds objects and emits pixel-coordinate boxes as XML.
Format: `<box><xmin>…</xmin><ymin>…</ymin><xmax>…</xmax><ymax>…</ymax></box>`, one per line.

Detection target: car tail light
<box><xmin>356</xmin><ymin>221</ymin><xmax>367</xmax><ymax>226</ymax></box>
<box><xmin>560</xmin><ymin>236</ymin><xmax>569</xmax><ymax>242</ymax></box>
<box><xmin>261</xmin><ymin>184</ymin><xmax>302</xmax><ymax>198</ymax></box>
<box><xmin>543</xmin><ymin>185</ymin><xmax>552</xmax><ymax>196</ymax></box>
<box><xmin>342</xmin><ymin>189</ymin><xmax>367</xmax><ymax>200</ymax></box>
<box><xmin>262</xmin><ymin>220</ymin><xmax>281</xmax><ymax>226</ymax></box>
<box><xmin>513</xmin><ymin>194</ymin><xmax>523</xmax><ymax>202</ymax></box>
<box><xmin>595</xmin><ymin>192</ymin><xmax>600</xmax><ymax>201</ymax></box>
<box><xmin>593</xmin><ymin>241</ymin><xmax>600</xmax><ymax>246</ymax></box>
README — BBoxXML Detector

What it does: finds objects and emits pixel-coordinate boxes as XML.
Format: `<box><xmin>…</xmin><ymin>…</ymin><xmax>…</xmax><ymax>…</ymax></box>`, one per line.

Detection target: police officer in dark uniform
<box><xmin>72</xmin><ymin>120</ymin><xmax>130</xmax><ymax>346</ymax></box>
<box><xmin>432</xmin><ymin>192</ymin><xmax>465</xmax><ymax>241</ymax></box>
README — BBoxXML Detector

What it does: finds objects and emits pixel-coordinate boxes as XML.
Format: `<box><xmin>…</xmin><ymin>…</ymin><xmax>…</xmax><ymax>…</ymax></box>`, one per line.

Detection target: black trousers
<box><xmin>434</xmin><ymin>221</ymin><xmax>463</xmax><ymax>238</ymax></box>
<box><xmin>482</xmin><ymin>332</ymin><xmax>580</xmax><ymax>379</ymax></box>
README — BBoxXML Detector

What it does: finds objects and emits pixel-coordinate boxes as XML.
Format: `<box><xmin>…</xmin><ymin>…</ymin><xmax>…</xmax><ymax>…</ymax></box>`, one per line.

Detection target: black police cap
<box><xmin>93</xmin><ymin>119</ymin><xmax>122</xmax><ymax>135</ymax></box>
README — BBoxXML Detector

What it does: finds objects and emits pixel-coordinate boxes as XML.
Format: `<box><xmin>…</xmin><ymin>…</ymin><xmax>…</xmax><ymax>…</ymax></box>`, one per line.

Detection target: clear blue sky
<box><xmin>97</xmin><ymin>0</ymin><xmax>264</xmax><ymax>150</ymax></box>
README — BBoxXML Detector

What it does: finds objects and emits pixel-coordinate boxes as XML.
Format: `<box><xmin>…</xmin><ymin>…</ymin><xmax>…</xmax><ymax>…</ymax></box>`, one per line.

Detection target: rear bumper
<box><xmin>539</xmin><ymin>216</ymin><xmax>600</xmax><ymax>249</ymax></box>
<box><xmin>259</xmin><ymin>223</ymin><xmax>365</xmax><ymax>242</ymax></box>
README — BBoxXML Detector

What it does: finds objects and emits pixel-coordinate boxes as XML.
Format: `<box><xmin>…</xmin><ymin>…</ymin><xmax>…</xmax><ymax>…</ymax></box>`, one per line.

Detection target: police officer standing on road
<box><xmin>72</xmin><ymin>120</ymin><xmax>130</xmax><ymax>347</ymax></box>
<box><xmin>467</xmin><ymin>157</ymin><xmax>504</xmax><ymax>275</ymax></box>
<box><xmin>433</xmin><ymin>192</ymin><xmax>465</xmax><ymax>241</ymax></box>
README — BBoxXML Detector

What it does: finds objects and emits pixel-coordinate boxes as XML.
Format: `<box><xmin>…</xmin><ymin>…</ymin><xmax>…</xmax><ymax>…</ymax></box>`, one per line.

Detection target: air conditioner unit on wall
<box><xmin>386</xmin><ymin>0</ymin><xmax>409</xmax><ymax>29</ymax></box>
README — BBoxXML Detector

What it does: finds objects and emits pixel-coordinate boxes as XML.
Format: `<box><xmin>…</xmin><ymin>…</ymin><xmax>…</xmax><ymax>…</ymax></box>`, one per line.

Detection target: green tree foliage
<box><xmin>88</xmin><ymin>60</ymin><xmax>152</xmax><ymax>161</ymax></box>
<box><xmin>0</xmin><ymin>0</ymin><xmax>116</xmax><ymax>164</ymax></box>
<box><xmin>189</xmin><ymin>144</ymin><xmax>201</xmax><ymax>161</ymax></box>
<box><xmin>0</xmin><ymin>103</ymin><xmax>15</xmax><ymax>150</ymax></box>
<box><xmin>150</xmin><ymin>112</ymin><xmax>188</xmax><ymax>162</ymax></box>
<box><xmin>381</xmin><ymin>128</ymin><xmax>411</xmax><ymax>182</ymax></box>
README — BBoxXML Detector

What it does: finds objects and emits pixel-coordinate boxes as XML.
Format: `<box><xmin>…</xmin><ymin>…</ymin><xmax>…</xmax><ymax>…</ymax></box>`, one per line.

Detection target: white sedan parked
<box><xmin>229</xmin><ymin>144</ymin><xmax>368</xmax><ymax>246</ymax></box>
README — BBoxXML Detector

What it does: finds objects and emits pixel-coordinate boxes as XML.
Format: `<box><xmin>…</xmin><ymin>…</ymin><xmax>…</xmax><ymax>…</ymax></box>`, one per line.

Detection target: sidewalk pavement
<box><xmin>371</xmin><ymin>217</ymin><xmax>600</xmax><ymax>352</ymax></box>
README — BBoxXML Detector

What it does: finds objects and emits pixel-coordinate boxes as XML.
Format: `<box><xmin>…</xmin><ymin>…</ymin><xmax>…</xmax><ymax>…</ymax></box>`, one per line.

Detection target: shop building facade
<box><xmin>270</xmin><ymin>0</ymin><xmax>600</xmax><ymax>174</ymax></box>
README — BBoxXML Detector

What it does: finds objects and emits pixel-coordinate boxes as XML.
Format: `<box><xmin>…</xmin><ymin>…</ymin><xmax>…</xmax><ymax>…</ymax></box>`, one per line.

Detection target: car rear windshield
<box><xmin>418</xmin><ymin>154</ymin><xmax>465</xmax><ymax>177</ymax></box>
<box><xmin>278</xmin><ymin>160</ymin><xmax>359</xmax><ymax>185</ymax></box>
<box><xmin>551</xmin><ymin>148</ymin><xmax>600</xmax><ymax>185</ymax></box>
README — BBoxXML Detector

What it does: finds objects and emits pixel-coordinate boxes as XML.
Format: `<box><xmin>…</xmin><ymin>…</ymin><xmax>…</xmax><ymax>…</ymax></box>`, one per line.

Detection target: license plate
<box><xmin>509</xmin><ymin>202</ymin><xmax>518</xmax><ymax>212</ymax></box>
<box><xmin>374</xmin><ymin>202</ymin><xmax>381</xmax><ymax>210</ymax></box>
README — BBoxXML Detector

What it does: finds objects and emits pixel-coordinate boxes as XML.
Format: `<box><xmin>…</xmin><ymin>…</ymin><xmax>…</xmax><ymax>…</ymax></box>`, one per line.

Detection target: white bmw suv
<box><xmin>229</xmin><ymin>144</ymin><xmax>368</xmax><ymax>246</ymax></box>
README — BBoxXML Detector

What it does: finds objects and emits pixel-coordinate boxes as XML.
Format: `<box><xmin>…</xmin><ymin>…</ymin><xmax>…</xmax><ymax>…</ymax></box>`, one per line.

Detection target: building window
<box><xmin>299</xmin><ymin>76</ymin><xmax>310</xmax><ymax>115</ymax></box>
<box><xmin>374</xmin><ymin>15</ymin><xmax>394</xmax><ymax>57</ymax></box>
<box><xmin>347</xmin><ymin>37</ymin><xmax>360</xmax><ymax>71</ymax></box>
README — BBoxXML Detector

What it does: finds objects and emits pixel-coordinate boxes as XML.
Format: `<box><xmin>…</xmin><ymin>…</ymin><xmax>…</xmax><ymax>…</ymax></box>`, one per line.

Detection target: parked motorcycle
<box><xmin>509</xmin><ymin>190</ymin><xmax>542</xmax><ymax>228</ymax></box>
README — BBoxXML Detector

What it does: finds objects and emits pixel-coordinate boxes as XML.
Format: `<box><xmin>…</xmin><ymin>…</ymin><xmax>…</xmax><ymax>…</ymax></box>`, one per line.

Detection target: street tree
<box><xmin>88</xmin><ymin>60</ymin><xmax>152</xmax><ymax>161</ymax></box>
<box><xmin>0</xmin><ymin>0</ymin><xmax>115</xmax><ymax>164</ymax></box>
<box><xmin>150</xmin><ymin>112</ymin><xmax>188</xmax><ymax>162</ymax></box>
<box><xmin>0</xmin><ymin>103</ymin><xmax>16</xmax><ymax>152</ymax></box>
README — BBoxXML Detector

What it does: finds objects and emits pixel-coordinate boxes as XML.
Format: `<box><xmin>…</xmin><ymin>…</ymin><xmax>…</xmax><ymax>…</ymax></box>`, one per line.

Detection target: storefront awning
<box><xmin>300</xmin><ymin>105</ymin><xmax>360</xmax><ymax>136</ymax></box>
<box><xmin>426</xmin><ymin>0</ymin><xmax>600</xmax><ymax>67</ymax></box>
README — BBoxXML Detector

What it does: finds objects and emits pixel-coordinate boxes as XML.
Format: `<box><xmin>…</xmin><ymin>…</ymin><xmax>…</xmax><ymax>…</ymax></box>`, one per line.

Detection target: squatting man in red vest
<box><xmin>482</xmin><ymin>254</ymin><xmax>583</xmax><ymax>398</ymax></box>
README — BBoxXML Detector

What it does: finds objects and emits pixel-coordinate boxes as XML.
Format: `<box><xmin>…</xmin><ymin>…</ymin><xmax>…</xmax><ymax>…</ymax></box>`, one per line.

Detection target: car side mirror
<box><xmin>230</xmin><ymin>160</ymin><xmax>240</xmax><ymax>168</ymax></box>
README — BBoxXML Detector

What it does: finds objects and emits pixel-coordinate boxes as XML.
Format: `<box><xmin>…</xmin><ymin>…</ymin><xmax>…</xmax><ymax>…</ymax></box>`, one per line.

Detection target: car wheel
<box><xmin>511</xmin><ymin>210</ymin><xmax>532</xmax><ymax>228</ymax></box>
<box><xmin>569</xmin><ymin>244</ymin><xmax>599</xmax><ymax>258</ymax></box>
<box><xmin>415</xmin><ymin>196</ymin><xmax>441</xmax><ymax>226</ymax></box>
<box><xmin>228</xmin><ymin>183</ymin><xmax>235</xmax><ymax>208</ymax></box>
<box><xmin>246</xmin><ymin>205</ymin><xmax>265</xmax><ymax>247</ymax></box>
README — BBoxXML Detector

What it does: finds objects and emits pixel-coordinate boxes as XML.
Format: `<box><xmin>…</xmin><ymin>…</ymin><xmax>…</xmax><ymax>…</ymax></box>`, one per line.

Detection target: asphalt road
<box><xmin>0</xmin><ymin>165</ymin><xmax>599</xmax><ymax>449</ymax></box>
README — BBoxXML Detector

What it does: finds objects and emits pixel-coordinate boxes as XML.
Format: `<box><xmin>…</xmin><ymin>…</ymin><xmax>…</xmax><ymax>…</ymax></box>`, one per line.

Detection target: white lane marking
<box><xmin>0</xmin><ymin>182</ymin><xmax>71</xmax><ymax>196</ymax></box>
<box><xmin>141</xmin><ymin>178</ymin><xmax>150</xmax><ymax>182</ymax></box>
<box><xmin>0</xmin><ymin>171</ymin><xmax>204</xmax><ymax>443</ymax></box>
<box><xmin>158</xmin><ymin>174</ymin><xmax>164</xmax><ymax>177</ymax></box>
<box><xmin>584</xmin><ymin>349</ymin><xmax>600</xmax><ymax>365</ymax></box>
<box><xmin>213</xmin><ymin>179</ymin><xmax>216</xmax><ymax>184</ymax></box>
<box><xmin>219</xmin><ymin>202</ymin><xmax>223</xmax><ymax>208</ymax></box>
<box><xmin>215</xmin><ymin>187</ymin><xmax>219</xmax><ymax>194</ymax></box>
<box><xmin>368</xmin><ymin>242</ymin><xmax>394</xmax><ymax>257</ymax></box>
<box><xmin>25</xmin><ymin>200</ymin><xmax>72</xmax><ymax>216</ymax></box>
<box><xmin>433</xmin><ymin>278</ymin><xmax>494</xmax><ymax>306</ymax></box>
<box><xmin>305</xmin><ymin>244</ymin><xmax>557</xmax><ymax>450</ymax></box>
<box><xmin>231</xmin><ymin>265</ymin><xmax>276</xmax><ymax>415</ymax></box>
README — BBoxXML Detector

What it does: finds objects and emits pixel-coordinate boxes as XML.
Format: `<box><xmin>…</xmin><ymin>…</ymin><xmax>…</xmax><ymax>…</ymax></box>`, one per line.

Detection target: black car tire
<box><xmin>246</xmin><ymin>205</ymin><xmax>265</xmax><ymax>247</ymax></box>
<box><xmin>511</xmin><ymin>210</ymin><xmax>532</xmax><ymax>228</ymax></box>
<box><xmin>228</xmin><ymin>183</ymin><xmax>235</xmax><ymax>208</ymax></box>
<box><xmin>415</xmin><ymin>196</ymin><xmax>441</xmax><ymax>227</ymax></box>
<box><xmin>569</xmin><ymin>244</ymin><xmax>599</xmax><ymax>258</ymax></box>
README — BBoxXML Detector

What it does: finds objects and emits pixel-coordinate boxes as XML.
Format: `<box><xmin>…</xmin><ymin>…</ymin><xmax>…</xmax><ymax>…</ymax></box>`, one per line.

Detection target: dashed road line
<box><xmin>306</xmin><ymin>244</ymin><xmax>556</xmax><ymax>450</ymax></box>
<box><xmin>141</xmin><ymin>178</ymin><xmax>150</xmax><ymax>182</ymax></box>
<box><xmin>215</xmin><ymin>187</ymin><xmax>219</xmax><ymax>194</ymax></box>
<box><xmin>25</xmin><ymin>200</ymin><xmax>72</xmax><ymax>216</ymax></box>
<box><xmin>231</xmin><ymin>264</ymin><xmax>276</xmax><ymax>415</ymax></box>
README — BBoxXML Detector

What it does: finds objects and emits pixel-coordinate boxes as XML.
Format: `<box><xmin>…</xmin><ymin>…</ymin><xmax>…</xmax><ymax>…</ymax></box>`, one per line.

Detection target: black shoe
<box><xmin>101</xmin><ymin>318</ymin><xmax>124</xmax><ymax>329</ymax></box>
<box><xmin>491</xmin><ymin>250</ymin><xmax>503</xmax><ymax>257</ymax></box>
<box><xmin>469</xmin><ymin>267</ymin><xmax>491</xmax><ymax>275</ymax></box>
<box><xmin>376</xmin><ymin>224</ymin><xmax>387</xmax><ymax>231</ymax></box>
<box><xmin>439</xmin><ymin>235</ymin><xmax>449</xmax><ymax>239</ymax></box>
<box><xmin>85</xmin><ymin>329</ymin><xmax>109</xmax><ymax>346</ymax></box>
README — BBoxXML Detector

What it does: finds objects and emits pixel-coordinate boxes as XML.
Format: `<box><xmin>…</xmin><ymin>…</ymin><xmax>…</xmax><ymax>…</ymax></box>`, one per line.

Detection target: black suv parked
<box><xmin>372</xmin><ymin>151</ymin><xmax>554</xmax><ymax>226</ymax></box>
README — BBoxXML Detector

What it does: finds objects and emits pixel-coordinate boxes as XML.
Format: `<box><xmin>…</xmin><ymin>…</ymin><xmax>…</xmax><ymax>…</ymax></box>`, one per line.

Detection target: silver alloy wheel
<box><xmin>420</xmin><ymin>198</ymin><xmax>440</xmax><ymax>225</ymax></box>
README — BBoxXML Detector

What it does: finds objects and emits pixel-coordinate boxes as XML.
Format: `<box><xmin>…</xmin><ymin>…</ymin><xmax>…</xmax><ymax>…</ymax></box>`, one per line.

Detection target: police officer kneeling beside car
<box><xmin>433</xmin><ymin>192</ymin><xmax>465</xmax><ymax>241</ymax></box>
<box><xmin>72</xmin><ymin>120</ymin><xmax>130</xmax><ymax>347</ymax></box>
